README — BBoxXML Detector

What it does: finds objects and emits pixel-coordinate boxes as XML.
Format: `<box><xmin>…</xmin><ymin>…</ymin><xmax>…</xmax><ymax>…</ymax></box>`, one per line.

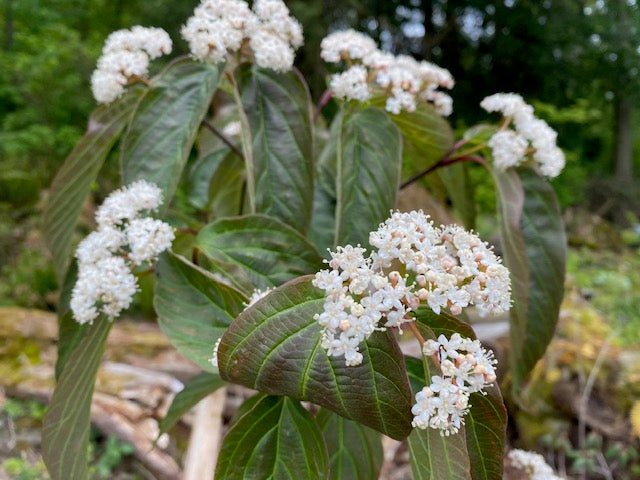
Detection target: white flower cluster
<box><xmin>91</xmin><ymin>26</ymin><xmax>172</xmax><ymax>104</ymax></box>
<box><xmin>181</xmin><ymin>0</ymin><xmax>303</xmax><ymax>72</ymax></box>
<box><xmin>312</xmin><ymin>210</ymin><xmax>511</xmax><ymax>366</ymax></box>
<box><xmin>411</xmin><ymin>333</ymin><xmax>497</xmax><ymax>435</ymax></box>
<box><xmin>508</xmin><ymin>449</ymin><xmax>565</xmax><ymax>480</ymax></box>
<box><xmin>321</xmin><ymin>29</ymin><xmax>454</xmax><ymax>116</ymax></box>
<box><xmin>481</xmin><ymin>93</ymin><xmax>566</xmax><ymax>178</ymax></box>
<box><xmin>70</xmin><ymin>181</ymin><xmax>175</xmax><ymax>325</ymax></box>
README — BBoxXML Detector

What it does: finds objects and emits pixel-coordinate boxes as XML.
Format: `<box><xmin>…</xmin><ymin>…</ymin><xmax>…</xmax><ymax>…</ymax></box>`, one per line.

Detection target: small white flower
<box><xmin>210</xmin><ymin>337</ymin><xmax>222</xmax><ymax>368</ymax></box>
<box><xmin>508</xmin><ymin>449</ymin><xmax>565</xmax><ymax>480</ymax></box>
<box><xmin>481</xmin><ymin>92</ymin><xmax>565</xmax><ymax>177</ymax></box>
<box><xmin>91</xmin><ymin>26</ymin><xmax>172</xmax><ymax>104</ymax></box>
<box><xmin>70</xmin><ymin>181</ymin><xmax>174</xmax><ymax>325</ymax></box>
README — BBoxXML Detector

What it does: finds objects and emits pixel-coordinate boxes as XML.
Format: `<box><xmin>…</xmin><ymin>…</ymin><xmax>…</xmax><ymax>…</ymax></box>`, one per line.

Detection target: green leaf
<box><xmin>413</xmin><ymin>307</ymin><xmax>477</xmax><ymax>340</ymax></box>
<box><xmin>238</xmin><ymin>66</ymin><xmax>314</xmax><ymax>234</ymax></box>
<box><xmin>54</xmin><ymin>262</ymin><xmax>89</xmax><ymax>380</ymax></box>
<box><xmin>491</xmin><ymin>167</ymin><xmax>566</xmax><ymax>392</ymax></box>
<box><xmin>316</xmin><ymin>409</ymin><xmax>383</xmax><ymax>480</ymax></box>
<box><xmin>158</xmin><ymin>372</ymin><xmax>225</xmax><ymax>435</ymax></box>
<box><xmin>215</xmin><ymin>395</ymin><xmax>329</xmax><ymax>480</ymax></box>
<box><xmin>408</xmin><ymin>318</ymin><xmax>507</xmax><ymax>480</ymax></box>
<box><xmin>42</xmin><ymin>319</ymin><xmax>112</xmax><ymax>480</ymax></box>
<box><xmin>154</xmin><ymin>252</ymin><xmax>246</xmax><ymax>372</ymax></box>
<box><xmin>217</xmin><ymin>276</ymin><xmax>414</xmax><ymax>440</ymax></box>
<box><xmin>464</xmin><ymin>389</ymin><xmax>507</xmax><ymax>480</ymax></box>
<box><xmin>437</xmin><ymin>163</ymin><xmax>476</xmax><ymax>229</ymax></box>
<box><xmin>187</xmin><ymin>147</ymin><xmax>244</xmax><ymax>218</ymax></box>
<box><xmin>405</xmin><ymin>355</ymin><xmax>472</xmax><ymax>480</ymax></box>
<box><xmin>389</xmin><ymin>102</ymin><xmax>454</xmax><ymax>168</ymax></box>
<box><xmin>120</xmin><ymin>59</ymin><xmax>221</xmax><ymax>205</ymax></box>
<box><xmin>43</xmin><ymin>88</ymin><xmax>142</xmax><ymax>282</ymax></box>
<box><xmin>312</xmin><ymin>106</ymin><xmax>403</xmax><ymax>250</ymax></box>
<box><xmin>195</xmin><ymin>214</ymin><xmax>324</xmax><ymax>293</ymax></box>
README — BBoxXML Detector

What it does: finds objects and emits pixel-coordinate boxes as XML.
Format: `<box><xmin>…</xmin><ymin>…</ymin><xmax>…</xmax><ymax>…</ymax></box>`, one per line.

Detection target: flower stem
<box><xmin>408</xmin><ymin>321</ymin><xmax>426</xmax><ymax>346</ymax></box>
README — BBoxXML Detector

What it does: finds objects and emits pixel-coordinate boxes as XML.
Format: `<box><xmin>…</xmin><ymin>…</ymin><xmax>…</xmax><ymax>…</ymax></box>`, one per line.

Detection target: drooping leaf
<box><xmin>405</xmin><ymin>355</ymin><xmax>472</xmax><ymax>480</ymax></box>
<box><xmin>42</xmin><ymin>319</ymin><xmax>112</xmax><ymax>480</ymax></box>
<box><xmin>491</xmin><ymin>167</ymin><xmax>566</xmax><ymax>392</ymax></box>
<box><xmin>312</xmin><ymin>106</ymin><xmax>403</xmax><ymax>250</ymax></box>
<box><xmin>238</xmin><ymin>66</ymin><xmax>314</xmax><ymax>234</ymax></box>
<box><xmin>195</xmin><ymin>214</ymin><xmax>324</xmax><ymax>293</ymax></box>
<box><xmin>154</xmin><ymin>252</ymin><xmax>246</xmax><ymax>372</ymax></box>
<box><xmin>217</xmin><ymin>276</ymin><xmax>414</xmax><ymax>440</ymax></box>
<box><xmin>316</xmin><ymin>409</ymin><xmax>383</xmax><ymax>480</ymax></box>
<box><xmin>215</xmin><ymin>394</ymin><xmax>329</xmax><ymax>480</ymax></box>
<box><xmin>44</xmin><ymin>87</ymin><xmax>143</xmax><ymax>282</ymax></box>
<box><xmin>158</xmin><ymin>372</ymin><xmax>225</xmax><ymax>436</ymax></box>
<box><xmin>120</xmin><ymin>59</ymin><xmax>221</xmax><ymax>205</ymax></box>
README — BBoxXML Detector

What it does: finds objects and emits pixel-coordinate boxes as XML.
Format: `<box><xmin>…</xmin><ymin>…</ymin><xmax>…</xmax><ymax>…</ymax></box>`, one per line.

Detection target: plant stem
<box><xmin>202</xmin><ymin>119</ymin><xmax>243</xmax><ymax>158</ymax></box>
<box><xmin>314</xmin><ymin>89</ymin><xmax>333</xmax><ymax>122</ymax></box>
<box><xmin>408</xmin><ymin>321</ymin><xmax>426</xmax><ymax>346</ymax></box>
<box><xmin>399</xmin><ymin>153</ymin><xmax>486</xmax><ymax>190</ymax></box>
<box><xmin>227</xmin><ymin>71</ymin><xmax>256</xmax><ymax>214</ymax></box>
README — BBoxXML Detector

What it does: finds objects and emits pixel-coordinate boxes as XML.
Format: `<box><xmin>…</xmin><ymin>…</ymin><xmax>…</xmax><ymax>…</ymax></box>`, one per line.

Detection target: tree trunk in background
<box><xmin>4</xmin><ymin>0</ymin><xmax>13</xmax><ymax>51</ymax></box>
<box><xmin>421</xmin><ymin>1</ymin><xmax>434</xmax><ymax>60</ymax></box>
<box><xmin>614</xmin><ymin>93</ymin><xmax>633</xmax><ymax>183</ymax></box>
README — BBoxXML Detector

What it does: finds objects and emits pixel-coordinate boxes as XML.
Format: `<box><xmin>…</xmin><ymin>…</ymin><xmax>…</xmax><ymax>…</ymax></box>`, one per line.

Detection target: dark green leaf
<box><xmin>405</xmin><ymin>356</ymin><xmax>472</xmax><ymax>480</ymax></box>
<box><xmin>491</xmin><ymin>167</ymin><xmax>566</xmax><ymax>392</ymax></box>
<box><xmin>438</xmin><ymin>163</ymin><xmax>476</xmax><ymax>229</ymax></box>
<box><xmin>216</xmin><ymin>395</ymin><xmax>329</xmax><ymax>480</ymax></box>
<box><xmin>317</xmin><ymin>409</ymin><xmax>383</xmax><ymax>480</ymax></box>
<box><xmin>195</xmin><ymin>214</ymin><xmax>324</xmax><ymax>293</ymax></box>
<box><xmin>218</xmin><ymin>276</ymin><xmax>413</xmax><ymax>440</ymax></box>
<box><xmin>187</xmin><ymin>147</ymin><xmax>244</xmax><ymax>218</ymax></box>
<box><xmin>44</xmin><ymin>88</ymin><xmax>142</xmax><ymax>282</ymax></box>
<box><xmin>158</xmin><ymin>372</ymin><xmax>225</xmax><ymax>435</ymax></box>
<box><xmin>239</xmin><ymin>66</ymin><xmax>314</xmax><ymax>234</ymax></box>
<box><xmin>312</xmin><ymin>106</ymin><xmax>403</xmax><ymax>250</ymax></box>
<box><xmin>121</xmin><ymin>59</ymin><xmax>221</xmax><ymax>205</ymax></box>
<box><xmin>464</xmin><ymin>389</ymin><xmax>507</xmax><ymax>480</ymax></box>
<box><xmin>413</xmin><ymin>307</ymin><xmax>477</xmax><ymax>340</ymax></box>
<box><xmin>154</xmin><ymin>252</ymin><xmax>246</xmax><ymax>372</ymax></box>
<box><xmin>42</xmin><ymin>319</ymin><xmax>112</xmax><ymax>480</ymax></box>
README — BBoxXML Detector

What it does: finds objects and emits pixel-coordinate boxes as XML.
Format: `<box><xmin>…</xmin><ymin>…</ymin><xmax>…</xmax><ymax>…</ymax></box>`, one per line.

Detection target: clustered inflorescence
<box><xmin>70</xmin><ymin>181</ymin><xmax>175</xmax><ymax>325</ymax></box>
<box><xmin>312</xmin><ymin>210</ymin><xmax>508</xmax><ymax>434</ymax></box>
<box><xmin>320</xmin><ymin>29</ymin><xmax>454</xmax><ymax>116</ymax></box>
<box><xmin>411</xmin><ymin>333</ymin><xmax>497</xmax><ymax>435</ymax></box>
<box><xmin>181</xmin><ymin>0</ymin><xmax>303</xmax><ymax>72</ymax></box>
<box><xmin>481</xmin><ymin>93</ymin><xmax>566</xmax><ymax>178</ymax></box>
<box><xmin>91</xmin><ymin>26</ymin><xmax>172</xmax><ymax>104</ymax></box>
<box><xmin>508</xmin><ymin>449</ymin><xmax>565</xmax><ymax>480</ymax></box>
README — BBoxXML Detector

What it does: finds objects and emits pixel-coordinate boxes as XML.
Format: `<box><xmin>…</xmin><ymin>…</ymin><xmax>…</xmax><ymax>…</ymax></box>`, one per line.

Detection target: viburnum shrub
<box><xmin>41</xmin><ymin>1</ymin><xmax>567</xmax><ymax>479</ymax></box>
